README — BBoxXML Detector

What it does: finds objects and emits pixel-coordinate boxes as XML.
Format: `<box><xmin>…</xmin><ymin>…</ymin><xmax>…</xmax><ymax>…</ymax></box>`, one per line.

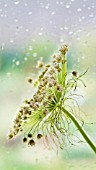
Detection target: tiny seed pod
<box><xmin>43</xmin><ymin>101</ymin><xmax>48</xmax><ymax>107</ymax></box>
<box><xmin>43</xmin><ymin>109</ymin><xmax>48</xmax><ymax>116</ymax></box>
<box><xmin>72</xmin><ymin>71</ymin><xmax>77</xmax><ymax>77</ymax></box>
<box><xmin>27</xmin><ymin>78</ymin><xmax>33</xmax><ymax>83</ymax></box>
<box><xmin>48</xmin><ymin>95</ymin><xmax>53</xmax><ymax>100</ymax></box>
<box><xmin>37</xmin><ymin>134</ymin><xmax>43</xmax><ymax>139</ymax></box>
<box><xmin>22</xmin><ymin>116</ymin><xmax>27</xmax><ymax>120</ymax></box>
<box><xmin>24</xmin><ymin>99</ymin><xmax>28</xmax><ymax>103</ymax></box>
<box><xmin>20</xmin><ymin>129</ymin><xmax>23</xmax><ymax>132</ymax></box>
<box><xmin>48</xmin><ymin>82</ymin><xmax>53</xmax><ymax>87</ymax></box>
<box><xmin>45</xmin><ymin>64</ymin><xmax>50</xmax><ymax>68</ymax></box>
<box><xmin>56</xmin><ymin>55</ymin><xmax>62</xmax><ymax>62</ymax></box>
<box><xmin>28</xmin><ymin>111</ymin><xmax>31</xmax><ymax>115</ymax></box>
<box><xmin>36</xmin><ymin>61</ymin><xmax>44</xmax><ymax>68</ymax></box>
<box><xmin>57</xmin><ymin>85</ymin><xmax>63</xmax><ymax>92</ymax></box>
<box><xmin>28</xmin><ymin>139</ymin><xmax>35</xmax><ymax>146</ymax></box>
<box><xmin>8</xmin><ymin>134</ymin><xmax>13</xmax><ymax>139</ymax></box>
<box><xmin>23</xmin><ymin>137</ymin><xmax>27</xmax><ymax>143</ymax></box>
<box><xmin>28</xmin><ymin>133</ymin><xmax>32</xmax><ymax>138</ymax></box>
<box><xmin>18</xmin><ymin>124</ymin><xmax>21</xmax><ymax>127</ymax></box>
<box><xmin>57</xmin><ymin>67</ymin><xmax>61</xmax><ymax>72</ymax></box>
<box><xmin>14</xmin><ymin>118</ymin><xmax>20</xmax><ymax>124</ymax></box>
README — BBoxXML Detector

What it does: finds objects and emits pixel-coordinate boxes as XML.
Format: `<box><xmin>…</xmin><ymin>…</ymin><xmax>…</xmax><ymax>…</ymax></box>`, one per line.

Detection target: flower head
<box><xmin>8</xmin><ymin>44</ymin><xmax>86</xmax><ymax>149</ymax></box>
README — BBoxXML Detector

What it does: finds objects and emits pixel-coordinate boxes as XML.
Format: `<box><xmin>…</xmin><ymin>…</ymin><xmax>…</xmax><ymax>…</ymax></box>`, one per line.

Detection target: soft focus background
<box><xmin>0</xmin><ymin>0</ymin><xmax>96</xmax><ymax>169</ymax></box>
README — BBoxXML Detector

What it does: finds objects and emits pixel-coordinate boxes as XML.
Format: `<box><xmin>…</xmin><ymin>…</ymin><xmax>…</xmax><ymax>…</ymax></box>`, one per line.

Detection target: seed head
<box><xmin>8</xmin><ymin>44</ymin><xmax>87</xmax><ymax>150</ymax></box>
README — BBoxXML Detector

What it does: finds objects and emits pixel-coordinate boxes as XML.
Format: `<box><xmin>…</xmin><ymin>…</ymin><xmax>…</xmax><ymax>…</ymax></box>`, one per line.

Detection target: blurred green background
<box><xmin>0</xmin><ymin>0</ymin><xmax>96</xmax><ymax>169</ymax></box>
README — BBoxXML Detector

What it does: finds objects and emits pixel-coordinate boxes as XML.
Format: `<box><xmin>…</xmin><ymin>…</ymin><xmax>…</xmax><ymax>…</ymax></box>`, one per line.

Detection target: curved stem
<box><xmin>62</xmin><ymin>107</ymin><xmax>96</xmax><ymax>154</ymax></box>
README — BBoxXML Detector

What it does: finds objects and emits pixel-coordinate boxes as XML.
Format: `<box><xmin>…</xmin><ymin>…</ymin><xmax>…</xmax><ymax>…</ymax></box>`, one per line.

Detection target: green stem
<box><xmin>62</xmin><ymin>107</ymin><xmax>96</xmax><ymax>154</ymax></box>
<box><xmin>62</xmin><ymin>55</ymin><xmax>67</xmax><ymax>87</ymax></box>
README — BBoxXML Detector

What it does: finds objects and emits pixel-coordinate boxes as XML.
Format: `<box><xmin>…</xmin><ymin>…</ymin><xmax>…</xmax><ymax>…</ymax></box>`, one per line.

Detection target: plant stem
<box><xmin>62</xmin><ymin>107</ymin><xmax>96</xmax><ymax>154</ymax></box>
<box><xmin>62</xmin><ymin>54</ymin><xmax>67</xmax><ymax>87</ymax></box>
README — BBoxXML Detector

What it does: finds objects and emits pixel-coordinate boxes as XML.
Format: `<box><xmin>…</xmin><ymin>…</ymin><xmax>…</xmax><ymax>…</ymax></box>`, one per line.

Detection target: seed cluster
<box><xmin>8</xmin><ymin>44</ymin><xmax>86</xmax><ymax>149</ymax></box>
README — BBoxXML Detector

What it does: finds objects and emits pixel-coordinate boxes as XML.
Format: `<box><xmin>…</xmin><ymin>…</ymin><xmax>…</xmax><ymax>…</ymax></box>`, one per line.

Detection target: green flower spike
<box><xmin>8</xmin><ymin>45</ymin><xmax>96</xmax><ymax>153</ymax></box>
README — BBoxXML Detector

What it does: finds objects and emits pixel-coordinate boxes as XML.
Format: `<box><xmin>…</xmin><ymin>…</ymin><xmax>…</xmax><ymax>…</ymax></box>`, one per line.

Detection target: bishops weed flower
<box><xmin>8</xmin><ymin>44</ymin><xmax>96</xmax><ymax>153</ymax></box>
